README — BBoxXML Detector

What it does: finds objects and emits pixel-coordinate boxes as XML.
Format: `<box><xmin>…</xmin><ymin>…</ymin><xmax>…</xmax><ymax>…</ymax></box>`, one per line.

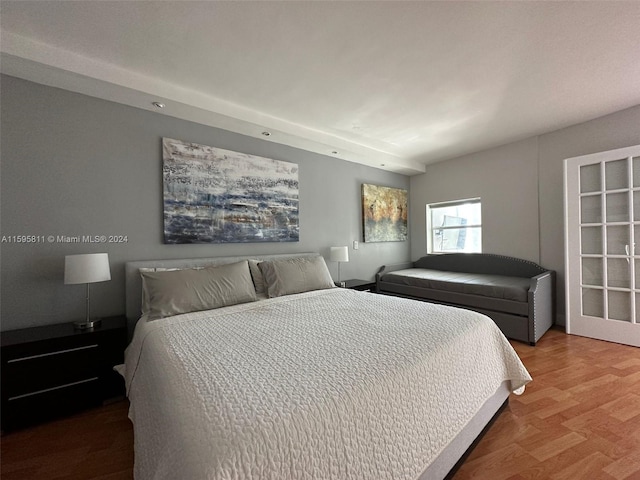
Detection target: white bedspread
<box><xmin>124</xmin><ymin>288</ymin><xmax>531</xmax><ymax>480</ymax></box>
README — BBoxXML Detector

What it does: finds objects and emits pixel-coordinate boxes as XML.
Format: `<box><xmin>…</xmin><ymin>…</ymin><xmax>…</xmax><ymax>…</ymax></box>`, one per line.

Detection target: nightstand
<box><xmin>1</xmin><ymin>315</ymin><xmax>127</xmax><ymax>432</ymax></box>
<box><xmin>336</xmin><ymin>279</ymin><xmax>377</xmax><ymax>292</ymax></box>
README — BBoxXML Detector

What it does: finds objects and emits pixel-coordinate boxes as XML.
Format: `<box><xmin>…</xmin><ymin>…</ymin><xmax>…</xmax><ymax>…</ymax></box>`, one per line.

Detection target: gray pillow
<box><xmin>139</xmin><ymin>266</ymin><xmax>199</xmax><ymax>315</ymax></box>
<box><xmin>248</xmin><ymin>259</ymin><xmax>266</xmax><ymax>295</ymax></box>
<box><xmin>141</xmin><ymin>260</ymin><xmax>257</xmax><ymax>319</ymax></box>
<box><xmin>259</xmin><ymin>255</ymin><xmax>335</xmax><ymax>298</ymax></box>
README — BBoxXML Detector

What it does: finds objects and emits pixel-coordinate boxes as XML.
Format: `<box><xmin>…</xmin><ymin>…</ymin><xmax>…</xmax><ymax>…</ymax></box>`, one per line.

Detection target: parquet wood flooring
<box><xmin>1</xmin><ymin>327</ymin><xmax>639</xmax><ymax>479</ymax></box>
<box><xmin>454</xmin><ymin>328</ymin><xmax>640</xmax><ymax>480</ymax></box>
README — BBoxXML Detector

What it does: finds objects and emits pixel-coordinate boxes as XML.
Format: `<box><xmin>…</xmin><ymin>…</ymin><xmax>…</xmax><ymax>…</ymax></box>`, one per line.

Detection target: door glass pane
<box><xmin>605</xmin><ymin>159</ymin><xmax>629</xmax><ymax>190</ymax></box>
<box><xmin>580</xmin><ymin>164</ymin><xmax>601</xmax><ymax>193</ymax></box>
<box><xmin>608</xmin><ymin>290</ymin><xmax>631</xmax><ymax>321</ymax></box>
<box><xmin>581</xmin><ymin>226</ymin><xmax>602</xmax><ymax>254</ymax></box>
<box><xmin>635</xmin><ymin>191</ymin><xmax>640</xmax><ymax>222</ymax></box>
<box><xmin>606</xmin><ymin>225</ymin><xmax>630</xmax><ymax>255</ymax></box>
<box><xmin>606</xmin><ymin>192</ymin><xmax>629</xmax><ymax>222</ymax></box>
<box><xmin>581</xmin><ymin>195</ymin><xmax>601</xmax><ymax>224</ymax></box>
<box><xmin>582</xmin><ymin>288</ymin><xmax>603</xmax><ymax>317</ymax></box>
<box><xmin>582</xmin><ymin>258</ymin><xmax>603</xmax><ymax>286</ymax></box>
<box><xmin>634</xmin><ymin>157</ymin><xmax>640</xmax><ymax>188</ymax></box>
<box><xmin>636</xmin><ymin>259</ymin><xmax>640</xmax><ymax>289</ymax></box>
<box><xmin>608</xmin><ymin>258</ymin><xmax>630</xmax><ymax>288</ymax></box>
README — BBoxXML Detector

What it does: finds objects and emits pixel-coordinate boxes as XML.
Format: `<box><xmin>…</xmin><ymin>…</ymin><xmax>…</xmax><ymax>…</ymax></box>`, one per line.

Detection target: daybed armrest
<box><xmin>528</xmin><ymin>271</ymin><xmax>555</xmax><ymax>345</ymax></box>
<box><xmin>376</xmin><ymin>262</ymin><xmax>414</xmax><ymax>283</ymax></box>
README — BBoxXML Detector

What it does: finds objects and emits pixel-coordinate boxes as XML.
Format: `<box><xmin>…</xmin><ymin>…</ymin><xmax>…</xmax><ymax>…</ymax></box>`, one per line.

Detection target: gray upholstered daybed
<box><xmin>376</xmin><ymin>253</ymin><xmax>555</xmax><ymax>345</ymax></box>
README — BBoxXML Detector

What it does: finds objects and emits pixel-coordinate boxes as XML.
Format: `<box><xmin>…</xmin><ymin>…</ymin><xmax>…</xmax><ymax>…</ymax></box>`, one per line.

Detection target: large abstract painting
<box><xmin>163</xmin><ymin>138</ymin><xmax>299</xmax><ymax>244</ymax></box>
<box><xmin>362</xmin><ymin>183</ymin><xmax>408</xmax><ymax>242</ymax></box>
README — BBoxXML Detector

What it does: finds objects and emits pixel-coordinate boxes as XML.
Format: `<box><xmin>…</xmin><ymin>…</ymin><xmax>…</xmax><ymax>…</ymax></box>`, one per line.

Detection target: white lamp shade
<box><xmin>329</xmin><ymin>246</ymin><xmax>349</xmax><ymax>263</ymax></box>
<box><xmin>64</xmin><ymin>253</ymin><xmax>111</xmax><ymax>284</ymax></box>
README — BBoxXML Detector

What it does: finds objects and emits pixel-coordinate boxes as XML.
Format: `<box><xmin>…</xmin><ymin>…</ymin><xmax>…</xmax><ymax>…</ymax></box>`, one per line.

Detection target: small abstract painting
<box><xmin>163</xmin><ymin>138</ymin><xmax>299</xmax><ymax>244</ymax></box>
<box><xmin>362</xmin><ymin>184</ymin><xmax>408</xmax><ymax>242</ymax></box>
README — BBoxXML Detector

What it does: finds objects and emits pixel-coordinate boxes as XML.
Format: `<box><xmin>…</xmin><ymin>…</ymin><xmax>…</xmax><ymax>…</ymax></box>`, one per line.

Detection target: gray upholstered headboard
<box><xmin>125</xmin><ymin>252</ymin><xmax>317</xmax><ymax>336</ymax></box>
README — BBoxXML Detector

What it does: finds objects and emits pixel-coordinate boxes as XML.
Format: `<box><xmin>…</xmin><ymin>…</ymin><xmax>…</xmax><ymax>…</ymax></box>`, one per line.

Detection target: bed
<box><xmin>122</xmin><ymin>253</ymin><xmax>531</xmax><ymax>480</ymax></box>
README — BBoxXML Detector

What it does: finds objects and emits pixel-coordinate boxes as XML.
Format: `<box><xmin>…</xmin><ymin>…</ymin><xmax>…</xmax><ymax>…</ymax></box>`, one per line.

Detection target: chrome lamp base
<box><xmin>74</xmin><ymin>318</ymin><xmax>102</xmax><ymax>330</ymax></box>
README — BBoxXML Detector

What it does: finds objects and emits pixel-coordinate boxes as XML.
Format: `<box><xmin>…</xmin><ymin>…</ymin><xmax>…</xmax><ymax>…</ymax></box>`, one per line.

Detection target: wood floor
<box><xmin>456</xmin><ymin>328</ymin><xmax>640</xmax><ymax>480</ymax></box>
<box><xmin>2</xmin><ymin>327</ymin><xmax>639</xmax><ymax>480</ymax></box>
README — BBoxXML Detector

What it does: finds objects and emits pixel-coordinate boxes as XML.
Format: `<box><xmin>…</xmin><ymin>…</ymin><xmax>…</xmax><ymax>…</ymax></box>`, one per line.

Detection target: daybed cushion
<box><xmin>140</xmin><ymin>260</ymin><xmax>257</xmax><ymax>319</ymax></box>
<box><xmin>382</xmin><ymin>268</ymin><xmax>531</xmax><ymax>302</ymax></box>
<box><xmin>259</xmin><ymin>255</ymin><xmax>334</xmax><ymax>298</ymax></box>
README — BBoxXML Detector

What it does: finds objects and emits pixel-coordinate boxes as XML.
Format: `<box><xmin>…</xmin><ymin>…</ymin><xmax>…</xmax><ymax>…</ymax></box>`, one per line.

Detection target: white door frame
<box><xmin>564</xmin><ymin>144</ymin><xmax>640</xmax><ymax>347</ymax></box>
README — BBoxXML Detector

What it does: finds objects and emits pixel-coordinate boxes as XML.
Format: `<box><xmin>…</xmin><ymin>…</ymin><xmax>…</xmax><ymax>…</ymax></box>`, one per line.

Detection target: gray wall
<box><xmin>0</xmin><ymin>75</ymin><xmax>410</xmax><ymax>331</ymax></box>
<box><xmin>538</xmin><ymin>106</ymin><xmax>640</xmax><ymax>325</ymax></box>
<box><xmin>410</xmin><ymin>104</ymin><xmax>640</xmax><ymax>325</ymax></box>
<box><xmin>410</xmin><ymin>137</ymin><xmax>540</xmax><ymax>262</ymax></box>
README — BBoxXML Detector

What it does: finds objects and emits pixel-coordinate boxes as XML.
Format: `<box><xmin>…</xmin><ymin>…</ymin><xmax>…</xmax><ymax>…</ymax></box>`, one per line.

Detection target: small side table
<box><xmin>336</xmin><ymin>279</ymin><xmax>377</xmax><ymax>292</ymax></box>
<box><xmin>1</xmin><ymin>315</ymin><xmax>127</xmax><ymax>432</ymax></box>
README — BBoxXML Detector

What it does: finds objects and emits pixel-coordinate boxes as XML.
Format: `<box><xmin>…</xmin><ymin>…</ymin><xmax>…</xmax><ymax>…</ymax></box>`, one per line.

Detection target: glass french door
<box><xmin>564</xmin><ymin>145</ymin><xmax>640</xmax><ymax>347</ymax></box>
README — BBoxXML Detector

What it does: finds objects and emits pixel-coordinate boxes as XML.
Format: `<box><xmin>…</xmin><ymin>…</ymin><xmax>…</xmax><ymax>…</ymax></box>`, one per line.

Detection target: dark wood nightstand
<box><xmin>1</xmin><ymin>315</ymin><xmax>127</xmax><ymax>432</ymax></box>
<box><xmin>336</xmin><ymin>279</ymin><xmax>377</xmax><ymax>292</ymax></box>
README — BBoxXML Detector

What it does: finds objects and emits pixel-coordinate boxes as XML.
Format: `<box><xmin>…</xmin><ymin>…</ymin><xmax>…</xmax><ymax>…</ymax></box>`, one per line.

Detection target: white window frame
<box><xmin>426</xmin><ymin>198</ymin><xmax>482</xmax><ymax>254</ymax></box>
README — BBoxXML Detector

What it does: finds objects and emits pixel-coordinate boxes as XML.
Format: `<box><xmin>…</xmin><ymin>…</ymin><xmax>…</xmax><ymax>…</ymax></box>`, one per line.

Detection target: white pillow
<box><xmin>258</xmin><ymin>256</ymin><xmax>335</xmax><ymax>298</ymax></box>
<box><xmin>140</xmin><ymin>261</ymin><xmax>257</xmax><ymax>319</ymax></box>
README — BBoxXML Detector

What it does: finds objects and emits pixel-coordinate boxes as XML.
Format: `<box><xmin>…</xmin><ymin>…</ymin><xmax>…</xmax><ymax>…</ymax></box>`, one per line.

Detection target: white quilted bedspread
<box><xmin>124</xmin><ymin>288</ymin><xmax>531</xmax><ymax>480</ymax></box>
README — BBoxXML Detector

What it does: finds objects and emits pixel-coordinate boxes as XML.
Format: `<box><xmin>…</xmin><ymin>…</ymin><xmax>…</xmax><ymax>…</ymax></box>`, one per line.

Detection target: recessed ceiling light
<box><xmin>152</xmin><ymin>102</ymin><xmax>165</xmax><ymax>108</ymax></box>
<box><xmin>262</xmin><ymin>131</ymin><xmax>272</xmax><ymax>137</ymax></box>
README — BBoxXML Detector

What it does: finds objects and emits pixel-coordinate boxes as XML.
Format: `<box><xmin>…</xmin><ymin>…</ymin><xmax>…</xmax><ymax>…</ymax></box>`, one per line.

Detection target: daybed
<box><xmin>376</xmin><ymin>253</ymin><xmax>555</xmax><ymax>345</ymax></box>
<box><xmin>122</xmin><ymin>253</ymin><xmax>531</xmax><ymax>480</ymax></box>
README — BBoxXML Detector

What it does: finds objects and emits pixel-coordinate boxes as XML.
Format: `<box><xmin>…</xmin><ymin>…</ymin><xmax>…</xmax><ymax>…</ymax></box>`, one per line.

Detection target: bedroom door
<box><xmin>564</xmin><ymin>144</ymin><xmax>640</xmax><ymax>347</ymax></box>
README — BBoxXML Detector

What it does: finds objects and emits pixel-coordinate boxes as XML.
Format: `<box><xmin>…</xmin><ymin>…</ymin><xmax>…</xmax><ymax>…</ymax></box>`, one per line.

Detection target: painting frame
<box><xmin>162</xmin><ymin>138</ymin><xmax>299</xmax><ymax>244</ymax></box>
<box><xmin>361</xmin><ymin>183</ymin><xmax>408</xmax><ymax>242</ymax></box>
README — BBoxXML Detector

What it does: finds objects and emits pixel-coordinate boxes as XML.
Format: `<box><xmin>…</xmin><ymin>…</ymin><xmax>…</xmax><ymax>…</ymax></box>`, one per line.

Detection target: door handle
<box><xmin>625</xmin><ymin>243</ymin><xmax>636</xmax><ymax>263</ymax></box>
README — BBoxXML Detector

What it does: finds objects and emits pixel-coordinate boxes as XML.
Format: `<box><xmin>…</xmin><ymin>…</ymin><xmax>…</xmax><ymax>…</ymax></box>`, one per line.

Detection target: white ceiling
<box><xmin>2</xmin><ymin>1</ymin><xmax>639</xmax><ymax>175</ymax></box>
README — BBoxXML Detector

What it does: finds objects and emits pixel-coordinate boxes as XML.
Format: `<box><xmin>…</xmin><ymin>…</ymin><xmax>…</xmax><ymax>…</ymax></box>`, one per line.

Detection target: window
<box><xmin>427</xmin><ymin>198</ymin><xmax>481</xmax><ymax>253</ymax></box>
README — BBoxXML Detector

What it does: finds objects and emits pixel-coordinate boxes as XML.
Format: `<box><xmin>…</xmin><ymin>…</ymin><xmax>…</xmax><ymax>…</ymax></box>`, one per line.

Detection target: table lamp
<box><xmin>64</xmin><ymin>253</ymin><xmax>111</xmax><ymax>329</ymax></box>
<box><xmin>329</xmin><ymin>246</ymin><xmax>349</xmax><ymax>287</ymax></box>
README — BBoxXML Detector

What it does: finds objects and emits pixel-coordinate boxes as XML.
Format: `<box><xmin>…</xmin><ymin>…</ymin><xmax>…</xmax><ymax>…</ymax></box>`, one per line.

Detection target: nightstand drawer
<box><xmin>3</xmin><ymin>377</ymin><xmax>102</xmax><ymax>431</ymax></box>
<box><xmin>3</xmin><ymin>343</ymin><xmax>101</xmax><ymax>398</ymax></box>
<box><xmin>3</xmin><ymin>327</ymin><xmax>123</xmax><ymax>360</ymax></box>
